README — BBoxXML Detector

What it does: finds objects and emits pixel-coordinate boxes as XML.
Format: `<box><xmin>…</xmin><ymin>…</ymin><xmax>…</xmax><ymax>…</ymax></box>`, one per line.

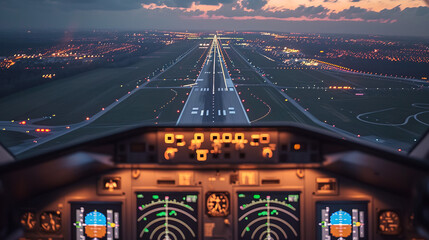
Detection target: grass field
<box><xmin>0</xmin><ymin>131</ymin><xmax>35</xmax><ymax>148</ymax></box>
<box><xmin>237</xmin><ymin>86</ymin><xmax>315</xmax><ymax>125</ymax></box>
<box><xmin>233</xmin><ymin>45</ymin><xmax>429</xmax><ymax>150</ymax></box>
<box><xmin>16</xmin><ymin>88</ymin><xmax>191</xmax><ymax>158</ymax></box>
<box><xmin>0</xmin><ymin>40</ymin><xmax>197</xmax><ymax>126</ymax></box>
<box><xmin>222</xmin><ymin>46</ymin><xmax>265</xmax><ymax>84</ymax></box>
<box><xmin>146</xmin><ymin>79</ymin><xmax>195</xmax><ymax>87</ymax></box>
<box><xmin>157</xmin><ymin>45</ymin><xmax>209</xmax><ymax>80</ymax></box>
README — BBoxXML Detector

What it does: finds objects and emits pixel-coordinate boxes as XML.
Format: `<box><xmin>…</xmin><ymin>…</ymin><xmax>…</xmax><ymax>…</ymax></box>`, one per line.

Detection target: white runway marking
<box><xmin>206</xmin><ymin>110</ymin><xmax>209</xmax><ymax>116</ymax></box>
<box><xmin>191</xmin><ymin>111</ymin><xmax>198</xmax><ymax>115</ymax></box>
<box><xmin>218</xmin><ymin>110</ymin><xmax>221</xmax><ymax>116</ymax></box>
<box><xmin>192</xmin><ymin>107</ymin><xmax>199</xmax><ymax>110</ymax></box>
<box><xmin>223</xmin><ymin>110</ymin><xmax>226</xmax><ymax>116</ymax></box>
<box><xmin>200</xmin><ymin>110</ymin><xmax>204</xmax><ymax>116</ymax></box>
<box><xmin>229</xmin><ymin>111</ymin><xmax>236</xmax><ymax>114</ymax></box>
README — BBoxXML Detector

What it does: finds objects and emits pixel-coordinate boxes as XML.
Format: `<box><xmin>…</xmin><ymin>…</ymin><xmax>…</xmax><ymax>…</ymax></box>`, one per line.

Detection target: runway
<box><xmin>177</xmin><ymin>35</ymin><xmax>250</xmax><ymax>125</ymax></box>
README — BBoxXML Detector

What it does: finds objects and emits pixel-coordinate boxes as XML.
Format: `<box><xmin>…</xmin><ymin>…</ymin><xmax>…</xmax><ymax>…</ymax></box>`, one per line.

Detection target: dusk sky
<box><xmin>1</xmin><ymin>0</ymin><xmax>428</xmax><ymax>36</ymax></box>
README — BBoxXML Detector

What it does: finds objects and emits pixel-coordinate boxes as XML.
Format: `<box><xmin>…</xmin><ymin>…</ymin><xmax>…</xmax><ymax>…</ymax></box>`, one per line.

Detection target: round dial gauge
<box><xmin>378</xmin><ymin>210</ymin><xmax>400</xmax><ymax>235</ymax></box>
<box><xmin>20</xmin><ymin>212</ymin><xmax>37</xmax><ymax>231</ymax></box>
<box><xmin>206</xmin><ymin>192</ymin><xmax>230</xmax><ymax>217</ymax></box>
<box><xmin>40</xmin><ymin>211</ymin><xmax>62</xmax><ymax>233</ymax></box>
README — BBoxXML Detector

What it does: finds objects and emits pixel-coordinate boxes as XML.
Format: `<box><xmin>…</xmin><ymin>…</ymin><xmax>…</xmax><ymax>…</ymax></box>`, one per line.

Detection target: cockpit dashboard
<box><xmin>1</xmin><ymin>125</ymin><xmax>428</xmax><ymax>240</ymax></box>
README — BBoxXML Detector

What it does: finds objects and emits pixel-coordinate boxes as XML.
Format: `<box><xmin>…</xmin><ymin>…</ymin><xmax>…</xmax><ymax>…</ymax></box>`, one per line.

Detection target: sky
<box><xmin>0</xmin><ymin>0</ymin><xmax>428</xmax><ymax>36</ymax></box>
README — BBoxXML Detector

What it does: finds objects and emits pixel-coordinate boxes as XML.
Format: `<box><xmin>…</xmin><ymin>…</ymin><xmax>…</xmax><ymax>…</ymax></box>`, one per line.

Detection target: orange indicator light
<box><xmin>293</xmin><ymin>144</ymin><xmax>301</xmax><ymax>151</ymax></box>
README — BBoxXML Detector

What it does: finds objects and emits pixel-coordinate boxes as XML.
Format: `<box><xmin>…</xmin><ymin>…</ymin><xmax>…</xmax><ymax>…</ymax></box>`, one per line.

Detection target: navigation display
<box><xmin>136</xmin><ymin>191</ymin><xmax>199</xmax><ymax>240</ymax></box>
<box><xmin>70</xmin><ymin>202</ymin><xmax>122</xmax><ymax>240</ymax></box>
<box><xmin>237</xmin><ymin>191</ymin><xmax>301</xmax><ymax>240</ymax></box>
<box><xmin>316</xmin><ymin>201</ymin><xmax>368</xmax><ymax>240</ymax></box>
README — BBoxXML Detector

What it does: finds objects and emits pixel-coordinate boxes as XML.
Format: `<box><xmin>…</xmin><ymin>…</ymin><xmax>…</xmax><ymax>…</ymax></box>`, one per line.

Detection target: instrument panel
<box><xmin>17</xmin><ymin>167</ymin><xmax>416</xmax><ymax>240</ymax></box>
<box><xmin>13</xmin><ymin>127</ymin><xmax>424</xmax><ymax>240</ymax></box>
<box><xmin>118</xmin><ymin>129</ymin><xmax>321</xmax><ymax>165</ymax></box>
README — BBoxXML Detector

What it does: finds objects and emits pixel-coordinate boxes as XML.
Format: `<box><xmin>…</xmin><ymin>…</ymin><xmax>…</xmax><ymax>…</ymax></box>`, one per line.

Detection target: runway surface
<box><xmin>177</xmin><ymin>35</ymin><xmax>250</xmax><ymax>125</ymax></box>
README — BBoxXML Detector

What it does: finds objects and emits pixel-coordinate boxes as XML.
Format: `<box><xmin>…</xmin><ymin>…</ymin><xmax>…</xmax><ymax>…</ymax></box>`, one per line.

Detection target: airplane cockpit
<box><xmin>1</xmin><ymin>124</ymin><xmax>429</xmax><ymax>240</ymax></box>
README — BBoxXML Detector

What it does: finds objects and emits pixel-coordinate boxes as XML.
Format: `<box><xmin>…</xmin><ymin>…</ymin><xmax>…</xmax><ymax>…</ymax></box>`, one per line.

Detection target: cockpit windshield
<box><xmin>0</xmin><ymin>0</ymin><xmax>428</xmax><ymax>159</ymax></box>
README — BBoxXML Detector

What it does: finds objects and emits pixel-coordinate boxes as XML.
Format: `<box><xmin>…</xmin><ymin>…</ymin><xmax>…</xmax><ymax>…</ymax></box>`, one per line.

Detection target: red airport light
<box><xmin>86</xmin><ymin>117</ymin><xmax>90</xmax><ymax>120</ymax></box>
<box><xmin>35</xmin><ymin>128</ymin><xmax>51</xmax><ymax>132</ymax></box>
<box><xmin>19</xmin><ymin>121</ymin><xmax>26</xmax><ymax>125</ymax></box>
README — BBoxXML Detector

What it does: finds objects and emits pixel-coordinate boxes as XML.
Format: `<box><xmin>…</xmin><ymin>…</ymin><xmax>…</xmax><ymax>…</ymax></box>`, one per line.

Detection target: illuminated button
<box><xmin>196</xmin><ymin>149</ymin><xmax>209</xmax><ymax>161</ymax></box>
<box><xmin>175</xmin><ymin>134</ymin><xmax>186</xmax><ymax>146</ymax></box>
<box><xmin>260</xmin><ymin>134</ymin><xmax>270</xmax><ymax>144</ymax></box>
<box><xmin>234</xmin><ymin>133</ymin><xmax>244</xmax><ymax>141</ymax></box>
<box><xmin>222</xmin><ymin>133</ymin><xmax>232</xmax><ymax>143</ymax></box>
<box><xmin>291</xmin><ymin>143</ymin><xmax>306</xmax><ymax>152</ymax></box>
<box><xmin>262</xmin><ymin>147</ymin><xmax>273</xmax><ymax>158</ymax></box>
<box><xmin>165</xmin><ymin>134</ymin><xmax>174</xmax><ymax>144</ymax></box>
<box><xmin>194</xmin><ymin>133</ymin><xmax>204</xmax><ymax>142</ymax></box>
<box><xmin>210</xmin><ymin>133</ymin><xmax>220</xmax><ymax>141</ymax></box>
<box><xmin>250</xmin><ymin>134</ymin><xmax>260</xmax><ymax>146</ymax></box>
<box><xmin>211</xmin><ymin>139</ymin><xmax>222</xmax><ymax>154</ymax></box>
<box><xmin>164</xmin><ymin>147</ymin><xmax>178</xmax><ymax>160</ymax></box>
<box><xmin>103</xmin><ymin>177</ymin><xmax>121</xmax><ymax>191</ymax></box>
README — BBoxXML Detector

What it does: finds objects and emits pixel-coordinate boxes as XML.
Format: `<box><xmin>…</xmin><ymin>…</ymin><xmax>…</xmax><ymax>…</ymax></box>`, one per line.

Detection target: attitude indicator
<box><xmin>71</xmin><ymin>202</ymin><xmax>121</xmax><ymax>240</ymax></box>
<box><xmin>317</xmin><ymin>201</ymin><xmax>368</xmax><ymax>240</ymax></box>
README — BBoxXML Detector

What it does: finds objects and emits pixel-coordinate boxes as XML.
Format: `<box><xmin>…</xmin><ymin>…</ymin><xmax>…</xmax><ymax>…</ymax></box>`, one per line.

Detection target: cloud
<box><xmin>241</xmin><ymin>0</ymin><xmax>268</xmax><ymax>10</ymax></box>
<box><xmin>328</xmin><ymin>5</ymin><xmax>429</xmax><ymax>22</ymax></box>
<box><xmin>139</xmin><ymin>0</ymin><xmax>235</xmax><ymax>8</ymax></box>
<box><xmin>0</xmin><ymin>0</ymin><xmax>143</xmax><ymax>10</ymax></box>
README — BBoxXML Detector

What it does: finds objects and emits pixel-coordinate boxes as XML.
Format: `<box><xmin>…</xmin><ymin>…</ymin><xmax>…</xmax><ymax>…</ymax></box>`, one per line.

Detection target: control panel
<box><xmin>17</xmin><ymin>168</ymin><xmax>417</xmax><ymax>240</ymax></box>
<box><xmin>117</xmin><ymin>128</ymin><xmax>321</xmax><ymax>164</ymax></box>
